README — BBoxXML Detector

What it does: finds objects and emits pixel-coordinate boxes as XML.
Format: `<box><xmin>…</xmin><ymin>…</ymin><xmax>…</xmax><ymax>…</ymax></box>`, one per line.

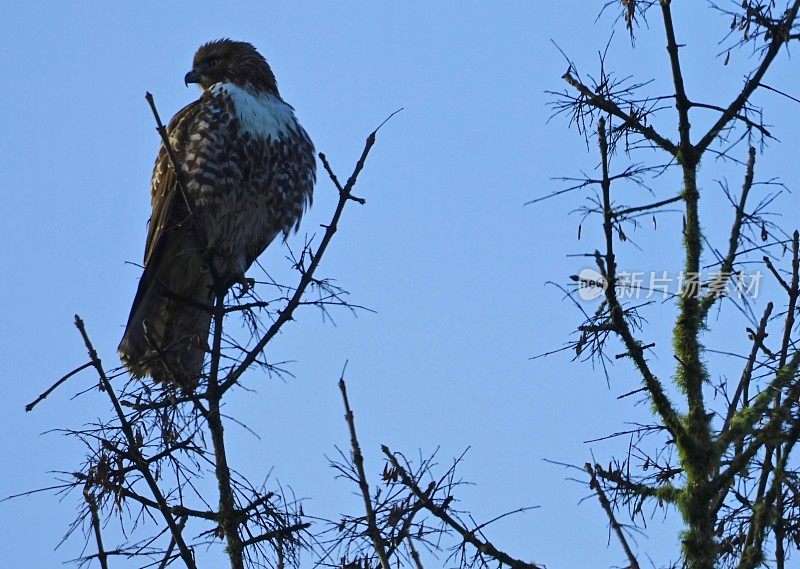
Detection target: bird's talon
<box><xmin>236</xmin><ymin>277</ymin><xmax>255</xmax><ymax>297</ymax></box>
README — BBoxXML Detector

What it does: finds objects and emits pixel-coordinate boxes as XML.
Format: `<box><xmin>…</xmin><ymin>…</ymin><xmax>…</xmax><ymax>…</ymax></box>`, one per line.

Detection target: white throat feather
<box><xmin>210</xmin><ymin>82</ymin><xmax>296</xmax><ymax>139</ymax></box>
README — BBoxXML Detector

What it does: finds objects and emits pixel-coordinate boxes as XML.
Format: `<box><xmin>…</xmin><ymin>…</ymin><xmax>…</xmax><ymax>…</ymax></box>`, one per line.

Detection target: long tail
<box><xmin>118</xmin><ymin>239</ymin><xmax>212</xmax><ymax>388</ymax></box>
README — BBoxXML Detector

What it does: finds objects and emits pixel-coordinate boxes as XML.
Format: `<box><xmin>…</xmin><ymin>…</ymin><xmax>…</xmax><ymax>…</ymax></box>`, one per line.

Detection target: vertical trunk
<box><xmin>675</xmin><ymin>158</ymin><xmax>718</xmax><ymax>569</ymax></box>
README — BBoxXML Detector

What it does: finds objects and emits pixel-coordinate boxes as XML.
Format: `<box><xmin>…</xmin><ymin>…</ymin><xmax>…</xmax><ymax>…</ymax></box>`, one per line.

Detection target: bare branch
<box><xmin>339</xmin><ymin>375</ymin><xmax>391</xmax><ymax>569</ymax></box>
<box><xmin>26</xmin><ymin>361</ymin><xmax>92</xmax><ymax>412</ymax></box>
<box><xmin>696</xmin><ymin>2</ymin><xmax>800</xmax><ymax>154</ymax></box>
<box><xmin>699</xmin><ymin>146</ymin><xmax>758</xmax><ymax>319</ymax></box>
<box><xmin>561</xmin><ymin>71</ymin><xmax>678</xmax><ymax>154</ymax></box>
<box><xmin>74</xmin><ymin>315</ymin><xmax>197</xmax><ymax>569</ymax></box>
<box><xmin>221</xmin><ymin>112</ymin><xmax>397</xmax><ymax>393</ymax></box>
<box><xmin>83</xmin><ymin>489</ymin><xmax>109</xmax><ymax>569</ymax></box>
<box><xmin>382</xmin><ymin>445</ymin><xmax>545</xmax><ymax>569</ymax></box>
<box><xmin>585</xmin><ymin>463</ymin><xmax>640</xmax><ymax>569</ymax></box>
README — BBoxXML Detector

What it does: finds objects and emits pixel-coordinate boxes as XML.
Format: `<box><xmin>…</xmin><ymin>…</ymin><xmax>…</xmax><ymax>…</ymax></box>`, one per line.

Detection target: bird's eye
<box><xmin>208</xmin><ymin>58</ymin><xmax>220</xmax><ymax>67</ymax></box>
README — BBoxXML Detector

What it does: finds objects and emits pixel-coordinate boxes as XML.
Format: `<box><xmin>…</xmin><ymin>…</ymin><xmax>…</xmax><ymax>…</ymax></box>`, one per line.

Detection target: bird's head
<box><xmin>185</xmin><ymin>39</ymin><xmax>279</xmax><ymax>95</ymax></box>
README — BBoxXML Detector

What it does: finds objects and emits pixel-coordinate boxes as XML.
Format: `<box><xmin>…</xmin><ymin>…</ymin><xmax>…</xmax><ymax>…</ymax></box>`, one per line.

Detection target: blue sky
<box><xmin>1</xmin><ymin>2</ymin><xmax>798</xmax><ymax>567</ymax></box>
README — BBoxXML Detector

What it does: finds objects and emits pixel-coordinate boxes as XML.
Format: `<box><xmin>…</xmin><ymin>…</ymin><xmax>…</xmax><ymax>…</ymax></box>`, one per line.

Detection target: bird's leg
<box><xmin>233</xmin><ymin>274</ymin><xmax>255</xmax><ymax>298</ymax></box>
<box><xmin>231</xmin><ymin>254</ymin><xmax>254</xmax><ymax>298</ymax></box>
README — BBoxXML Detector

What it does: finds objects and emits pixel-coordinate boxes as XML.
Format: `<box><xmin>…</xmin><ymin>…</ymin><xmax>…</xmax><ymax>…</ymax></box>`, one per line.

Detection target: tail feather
<box><xmin>118</xmin><ymin>237</ymin><xmax>212</xmax><ymax>388</ymax></box>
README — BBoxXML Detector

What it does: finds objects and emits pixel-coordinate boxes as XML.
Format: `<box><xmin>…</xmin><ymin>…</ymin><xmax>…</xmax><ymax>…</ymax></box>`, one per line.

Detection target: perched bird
<box><xmin>118</xmin><ymin>39</ymin><xmax>316</xmax><ymax>387</ymax></box>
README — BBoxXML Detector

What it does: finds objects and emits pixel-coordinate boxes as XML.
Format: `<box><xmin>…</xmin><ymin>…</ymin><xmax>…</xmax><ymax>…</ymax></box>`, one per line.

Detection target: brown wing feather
<box><xmin>118</xmin><ymin>99</ymin><xmax>214</xmax><ymax>387</ymax></box>
<box><xmin>144</xmin><ymin>101</ymin><xmax>203</xmax><ymax>266</ymax></box>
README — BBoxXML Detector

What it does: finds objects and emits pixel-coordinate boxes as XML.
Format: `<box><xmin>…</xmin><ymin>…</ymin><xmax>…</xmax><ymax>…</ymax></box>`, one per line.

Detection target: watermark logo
<box><xmin>577</xmin><ymin>268</ymin><xmax>607</xmax><ymax>300</ymax></box>
<box><xmin>575</xmin><ymin>269</ymin><xmax>762</xmax><ymax>301</ymax></box>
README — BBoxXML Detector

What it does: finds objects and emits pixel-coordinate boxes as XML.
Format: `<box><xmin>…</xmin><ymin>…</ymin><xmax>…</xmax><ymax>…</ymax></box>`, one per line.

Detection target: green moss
<box><xmin>655</xmin><ymin>484</ymin><xmax>680</xmax><ymax>503</ymax></box>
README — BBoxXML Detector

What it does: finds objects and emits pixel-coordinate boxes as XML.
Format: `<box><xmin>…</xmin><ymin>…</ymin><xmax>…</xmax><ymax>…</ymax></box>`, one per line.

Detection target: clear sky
<box><xmin>1</xmin><ymin>2</ymin><xmax>798</xmax><ymax>567</ymax></box>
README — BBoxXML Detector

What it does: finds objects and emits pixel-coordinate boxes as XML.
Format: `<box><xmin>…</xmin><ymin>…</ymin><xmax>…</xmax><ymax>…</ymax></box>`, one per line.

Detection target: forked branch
<box><xmin>74</xmin><ymin>315</ymin><xmax>197</xmax><ymax>569</ymax></box>
<box><xmin>381</xmin><ymin>445</ymin><xmax>545</xmax><ymax>569</ymax></box>
<box><xmin>220</xmin><ymin>111</ymin><xmax>400</xmax><ymax>393</ymax></box>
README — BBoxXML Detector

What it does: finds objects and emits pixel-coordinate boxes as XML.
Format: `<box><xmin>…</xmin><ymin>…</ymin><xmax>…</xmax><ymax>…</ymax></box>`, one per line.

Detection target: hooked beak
<box><xmin>184</xmin><ymin>69</ymin><xmax>200</xmax><ymax>87</ymax></box>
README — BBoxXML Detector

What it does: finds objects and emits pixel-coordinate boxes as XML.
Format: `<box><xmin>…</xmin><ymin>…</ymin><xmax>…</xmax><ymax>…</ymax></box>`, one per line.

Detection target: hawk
<box><xmin>118</xmin><ymin>39</ymin><xmax>315</xmax><ymax>387</ymax></box>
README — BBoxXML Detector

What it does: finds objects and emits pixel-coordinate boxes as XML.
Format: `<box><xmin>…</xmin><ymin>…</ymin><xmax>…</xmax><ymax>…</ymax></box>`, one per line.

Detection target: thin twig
<box><xmin>699</xmin><ymin>146</ymin><xmax>757</xmax><ymax>319</ymax></box>
<box><xmin>84</xmin><ymin>489</ymin><xmax>109</xmax><ymax>569</ymax></box>
<box><xmin>74</xmin><ymin>315</ymin><xmax>196</xmax><ymax>569</ymax></box>
<box><xmin>585</xmin><ymin>463</ymin><xmax>640</xmax><ymax>569</ymax></box>
<box><xmin>719</xmin><ymin>303</ymin><xmax>774</xmax><ymax>443</ymax></box>
<box><xmin>26</xmin><ymin>361</ymin><xmax>92</xmax><ymax>412</ymax></box>
<box><xmin>382</xmin><ymin>445</ymin><xmax>544</xmax><ymax>569</ymax></box>
<box><xmin>239</xmin><ymin>523</ymin><xmax>311</xmax><ymax>548</ymax></box>
<box><xmin>339</xmin><ymin>375</ymin><xmax>391</xmax><ymax>569</ymax></box>
<box><xmin>144</xmin><ymin>91</ymin><xmax>204</xmax><ymax>243</ymax></box>
<box><xmin>561</xmin><ymin>71</ymin><xmax>678</xmax><ymax>154</ymax></box>
<box><xmin>696</xmin><ymin>2</ymin><xmax>800</xmax><ymax>154</ymax></box>
<box><xmin>158</xmin><ymin>515</ymin><xmax>188</xmax><ymax>569</ymax></box>
<box><xmin>612</xmin><ymin>194</ymin><xmax>683</xmax><ymax>219</ymax></box>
